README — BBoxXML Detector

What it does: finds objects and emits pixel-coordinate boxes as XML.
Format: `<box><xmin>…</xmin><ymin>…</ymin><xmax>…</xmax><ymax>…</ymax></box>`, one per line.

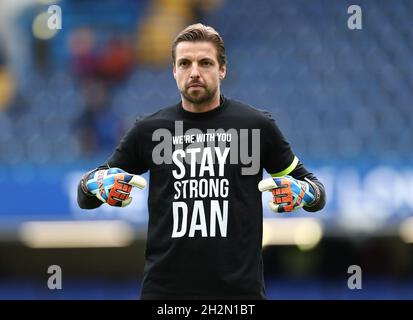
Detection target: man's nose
<box><xmin>190</xmin><ymin>65</ymin><xmax>200</xmax><ymax>78</ymax></box>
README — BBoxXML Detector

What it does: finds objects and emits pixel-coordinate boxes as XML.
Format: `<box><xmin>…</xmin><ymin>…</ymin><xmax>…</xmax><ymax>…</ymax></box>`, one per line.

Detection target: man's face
<box><xmin>173</xmin><ymin>41</ymin><xmax>226</xmax><ymax>105</ymax></box>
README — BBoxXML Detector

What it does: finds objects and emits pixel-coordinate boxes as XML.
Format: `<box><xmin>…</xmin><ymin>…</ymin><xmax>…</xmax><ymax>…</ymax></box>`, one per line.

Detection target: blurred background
<box><xmin>0</xmin><ymin>0</ymin><xmax>413</xmax><ymax>299</ymax></box>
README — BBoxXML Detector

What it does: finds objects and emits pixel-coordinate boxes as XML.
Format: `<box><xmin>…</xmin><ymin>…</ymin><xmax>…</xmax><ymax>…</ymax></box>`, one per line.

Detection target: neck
<box><xmin>181</xmin><ymin>91</ymin><xmax>221</xmax><ymax>113</ymax></box>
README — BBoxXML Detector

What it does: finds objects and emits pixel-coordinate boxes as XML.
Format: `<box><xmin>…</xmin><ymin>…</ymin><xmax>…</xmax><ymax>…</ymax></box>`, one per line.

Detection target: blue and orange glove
<box><xmin>258</xmin><ymin>175</ymin><xmax>316</xmax><ymax>213</ymax></box>
<box><xmin>84</xmin><ymin>168</ymin><xmax>147</xmax><ymax>207</ymax></box>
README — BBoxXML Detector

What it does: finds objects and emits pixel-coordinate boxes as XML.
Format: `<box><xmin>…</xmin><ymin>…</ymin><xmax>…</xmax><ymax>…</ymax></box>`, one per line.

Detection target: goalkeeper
<box><xmin>77</xmin><ymin>23</ymin><xmax>326</xmax><ymax>300</ymax></box>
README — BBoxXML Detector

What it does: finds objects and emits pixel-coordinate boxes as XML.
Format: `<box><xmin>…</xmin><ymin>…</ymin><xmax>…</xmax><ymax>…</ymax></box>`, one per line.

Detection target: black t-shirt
<box><xmin>105</xmin><ymin>96</ymin><xmax>299</xmax><ymax>299</ymax></box>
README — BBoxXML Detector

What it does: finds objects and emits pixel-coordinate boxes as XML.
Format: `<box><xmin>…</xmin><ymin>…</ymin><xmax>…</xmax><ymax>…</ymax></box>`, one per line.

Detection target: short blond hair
<box><xmin>172</xmin><ymin>23</ymin><xmax>227</xmax><ymax>67</ymax></box>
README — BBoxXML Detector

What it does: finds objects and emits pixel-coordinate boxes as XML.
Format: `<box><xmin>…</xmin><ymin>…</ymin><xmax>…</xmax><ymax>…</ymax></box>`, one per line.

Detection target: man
<box><xmin>77</xmin><ymin>23</ymin><xmax>326</xmax><ymax>299</ymax></box>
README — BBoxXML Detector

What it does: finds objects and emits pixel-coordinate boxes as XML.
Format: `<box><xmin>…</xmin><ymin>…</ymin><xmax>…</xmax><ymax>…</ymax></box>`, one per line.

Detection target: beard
<box><xmin>181</xmin><ymin>84</ymin><xmax>217</xmax><ymax>105</ymax></box>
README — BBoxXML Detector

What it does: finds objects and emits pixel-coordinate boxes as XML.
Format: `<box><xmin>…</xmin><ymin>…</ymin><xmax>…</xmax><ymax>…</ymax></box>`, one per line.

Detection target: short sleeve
<box><xmin>106</xmin><ymin>118</ymin><xmax>149</xmax><ymax>175</ymax></box>
<box><xmin>261</xmin><ymin>110</ymin><xmax>298</xmax><ymax>176</ymax></box>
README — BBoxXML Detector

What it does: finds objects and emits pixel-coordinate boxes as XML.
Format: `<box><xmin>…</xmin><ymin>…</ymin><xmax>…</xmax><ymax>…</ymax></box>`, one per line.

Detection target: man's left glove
<box><xmin>258</xmin><ymin>175</ymin><xmax>315</xmax><ymax>213</ymax></box>
<box><xmin>83</xmin><ymin>167</ymin><xmax>147</xmax><ymax>207</ymax></box>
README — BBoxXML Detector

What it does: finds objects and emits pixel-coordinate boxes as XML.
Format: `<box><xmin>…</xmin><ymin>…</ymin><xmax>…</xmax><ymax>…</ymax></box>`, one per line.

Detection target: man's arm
<box><xmin>258</xmin><ymin>109</ymin><xmax>325</xmax><ymax>213</ymax></box>
<box><xmin>77</xmin><ymin>116</ymin><xmax>149</xmax><ymax>210</ymax></box>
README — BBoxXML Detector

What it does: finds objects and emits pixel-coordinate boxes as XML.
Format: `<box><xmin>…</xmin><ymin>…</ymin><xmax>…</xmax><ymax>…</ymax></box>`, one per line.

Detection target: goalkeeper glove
<box><xmin>83</xmin><ymin>167</ymin><xmax>147</xmax><ymax>207</ymax></box>
<box><xmin>258</xmin><ymin>175</ymin><xmax>316</xmax><ymax>213</ymax></box>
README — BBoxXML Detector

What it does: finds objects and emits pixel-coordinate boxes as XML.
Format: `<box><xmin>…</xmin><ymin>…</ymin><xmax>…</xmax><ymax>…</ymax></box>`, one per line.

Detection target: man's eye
<box><xmin>202</xmin><ymin>61</ymin><xmax>212</xmax><ymax>66</ymax></box>
<box><xmin>179</xmin><ymin>61</ymin><xmax>189</xmax><ymax>67</ymax></box>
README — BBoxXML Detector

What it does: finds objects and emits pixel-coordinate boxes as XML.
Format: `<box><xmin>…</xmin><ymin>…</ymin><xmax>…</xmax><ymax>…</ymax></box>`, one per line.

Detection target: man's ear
<box><xmin>173</xmin><ymin>64</ymin><xmax>176</xmax><ymax>79</ymax></box>
<box><xmin>219</xmin><ymin>65</ymin><xmax>226</xmax><ymax>80</ymax></box>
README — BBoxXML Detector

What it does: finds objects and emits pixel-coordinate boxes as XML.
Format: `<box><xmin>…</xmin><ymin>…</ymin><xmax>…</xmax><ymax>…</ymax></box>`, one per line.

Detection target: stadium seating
<box><xmin>1</xmin><ymin>0</ymin><xmax>412</xmax><ymax>167</ymax></box>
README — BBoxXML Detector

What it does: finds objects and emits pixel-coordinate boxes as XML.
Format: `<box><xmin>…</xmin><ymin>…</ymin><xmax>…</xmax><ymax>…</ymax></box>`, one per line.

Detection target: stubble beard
<box><xmin>181</xmin><ymin>85</ymin><xmax>217</xmax><ymax>105</ymax></box>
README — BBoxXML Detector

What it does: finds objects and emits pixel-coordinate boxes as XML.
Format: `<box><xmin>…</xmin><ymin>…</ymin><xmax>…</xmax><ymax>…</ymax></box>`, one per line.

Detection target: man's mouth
<box><xmin>188</xmin><ymin>83</ymin><xmax>204</xmax><ymax>88</ymax></box>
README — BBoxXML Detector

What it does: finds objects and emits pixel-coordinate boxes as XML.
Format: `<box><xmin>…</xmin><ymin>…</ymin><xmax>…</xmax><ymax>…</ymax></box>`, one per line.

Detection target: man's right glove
<box><xmin>83</xmin><ymin>167</ymin><xmax>147</xmax><ymax>207</ymax></box>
